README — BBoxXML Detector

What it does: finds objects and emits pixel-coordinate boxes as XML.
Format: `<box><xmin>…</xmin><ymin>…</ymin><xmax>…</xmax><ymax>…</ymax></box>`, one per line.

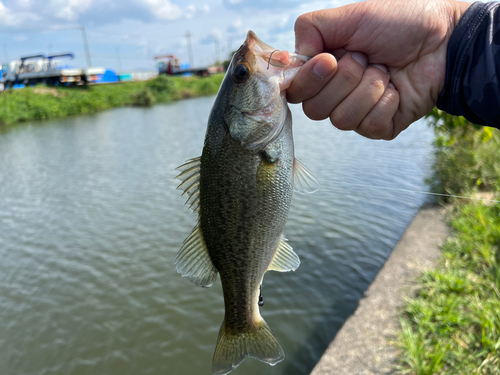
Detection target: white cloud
<box><xmin>140</xmin><ymin>0</ymin><xmax>182</xmax><ymax>20</ymax></box>
<box><xmin>0</xmin><ymin>1</ymin><xmax>16</xmax><ymax>25</ymax></box>
<box><xmin>51</xmin><ymin>0</ymin><xmax>93</xmax><ymax>21</ymax></box>
<box><xmin>0</xmin><ymin>0</ymin><xmax>42</xmax><ymax>27</ymax></box>
<box><xmin>0</xmin><ymin>0</ymin><xmax>355</xmax><ymax>71</ymax></box>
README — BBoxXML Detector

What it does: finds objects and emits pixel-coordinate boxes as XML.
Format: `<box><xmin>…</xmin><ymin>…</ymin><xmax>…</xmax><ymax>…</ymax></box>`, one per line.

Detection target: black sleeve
<box><xmin>437</xmin><ymin>1</ymin><xmax>500</xmax><ymax>127</ymax></box>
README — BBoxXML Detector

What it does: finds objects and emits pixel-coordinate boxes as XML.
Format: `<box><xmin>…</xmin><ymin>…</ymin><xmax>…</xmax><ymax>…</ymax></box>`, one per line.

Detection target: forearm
<box><xmin>437</xmin><ymin>1</ymin><xmax>500</xmax><ymax>127</ymax></box>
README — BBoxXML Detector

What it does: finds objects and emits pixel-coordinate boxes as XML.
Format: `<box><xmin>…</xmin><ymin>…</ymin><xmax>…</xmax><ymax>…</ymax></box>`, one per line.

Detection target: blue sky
<box><xmin>0</xmin><ymin>0</ymin><xmax>350</xmax><ymax>72</ymax></box>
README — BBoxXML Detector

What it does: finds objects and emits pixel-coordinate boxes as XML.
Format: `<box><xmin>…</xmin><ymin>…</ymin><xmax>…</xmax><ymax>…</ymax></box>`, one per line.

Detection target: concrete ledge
<box><xmin>310</xmin><ymin>205</ymin><xmax>449</xmax><ymax>375</ymax></box>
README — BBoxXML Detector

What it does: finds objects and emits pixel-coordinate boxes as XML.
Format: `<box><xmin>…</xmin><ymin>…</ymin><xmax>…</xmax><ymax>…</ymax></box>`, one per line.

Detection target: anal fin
<box><xmin>175</xmin><ymin>224</ymin><xmax>218</xmax><ymax>287</ymax></box>
<box><xmin>268</xmin><ymin>235</ymin><xmax>300</xmax><ymax>272</ymax></box>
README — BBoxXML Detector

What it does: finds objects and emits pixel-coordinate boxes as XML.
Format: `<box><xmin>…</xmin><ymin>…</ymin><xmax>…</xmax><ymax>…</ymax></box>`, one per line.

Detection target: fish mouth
<box><xmin>244</xmin><ymin>31</ymin><xmax>310</xmax><ymax>71</ymax></box>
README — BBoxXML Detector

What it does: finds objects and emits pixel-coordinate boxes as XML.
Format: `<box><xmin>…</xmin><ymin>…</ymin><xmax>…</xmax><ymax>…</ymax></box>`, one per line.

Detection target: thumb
<box><xmin>294</xmin><ymin>5</ymin><xmax>364</xmax><ymax>57</ymax></box>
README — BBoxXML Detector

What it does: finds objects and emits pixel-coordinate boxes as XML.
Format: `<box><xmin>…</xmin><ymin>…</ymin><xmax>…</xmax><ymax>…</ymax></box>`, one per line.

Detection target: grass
<box><xmin>398</xmin><ymin>202</ymin><xmax>500</xmax><ymax>374</ymax></box>
<box><xmin>397</xmin><ymin>110</ymin><xmax>500</xmax><ymax>374</ymax></box>
<box><xmin>426</xmin><ymin>108</ymin><xmax>500</xmax><ymax>199</ymax></box>
<box><xmin>0</xmin><ymin>73</ymin><xmax>224</xmax><ymax>126</ymax></box>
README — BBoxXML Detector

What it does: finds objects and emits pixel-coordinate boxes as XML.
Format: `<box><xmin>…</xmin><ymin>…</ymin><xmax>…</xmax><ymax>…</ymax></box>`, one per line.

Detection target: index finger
<box><xmin>287</xmin><ymin>53</ymin><xmax>337</xmax><ymax>104</ymax></box>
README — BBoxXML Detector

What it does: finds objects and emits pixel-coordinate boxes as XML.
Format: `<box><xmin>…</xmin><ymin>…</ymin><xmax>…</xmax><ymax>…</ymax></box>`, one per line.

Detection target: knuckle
<box><xmin>303</xmin><ymin>100</ymin><xmax>329</xmax><ymax>121</ymax></box>
<box><xmin>368</xmin><ymin>78</ymin><xmax>386</xmax><ymax>94</ymax></box>
<box><xmin>364</xmin><ymin>68</ymin><xmax>388</xmax><ymax>93</ymax></box>
<box><xmin>330</xmin><ymin>107</ymin><xmax>358</xmax><ymax>130</ymax></box>
<box><xmin>288</xmin><ymin>81</ymin><xmax>314</xmax><ymax>103</ymax></box>
<box><xmin>359</xmin><ymin>89</ymin><xmax>400</xmax><ymax>139</ymax></box>
<box><xmin>297</xmin><ymin>80</ymin><xmax>318</xmax><ymax>98</ymax></box>
<box><xmin>338</xmin><ymin>63</ymin><xmax>362</xmax><ymax>87</ymax></box>
<box><xmin>382</xmin><ymin>88</ymin><xmax>400</xmax><ymax>107</ymax></box>
<box><xmin>294</xmin><ymin>13</ymin><xmax>313</xmax><ymax>32</ymax></box>
<box><xmin>360</xmin><ymin>118</ymin><xmax>392</xmax><ymax>139</ymax></box>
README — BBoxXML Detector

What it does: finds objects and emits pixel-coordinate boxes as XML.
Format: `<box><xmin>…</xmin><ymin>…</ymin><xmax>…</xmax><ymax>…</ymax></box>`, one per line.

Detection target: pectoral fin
<box><xmin>268</xmin><ymin>235</ymin><xmax>300</xmax><ymax>272</ymax></box>
<box><xmin>175</xmin><ymin>157</ymin><xmax>201</xmax><ymax>214</ymax></box>
<box><xmin>293</xmin><ymin>158</ymin><xmax>319</xmax><ymax>193</ymax></box>
<box><xmin>175</xmin><ymin>224</ymin><xmax>218</xmax><ymax>287</ymax></box>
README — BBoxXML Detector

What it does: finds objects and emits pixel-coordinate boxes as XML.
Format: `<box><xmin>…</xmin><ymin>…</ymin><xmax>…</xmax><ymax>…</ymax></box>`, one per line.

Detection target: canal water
<box><xmin>0</xmin><ymin>96</ymin><xmax>435</xmax><ymax>375</ymax></box>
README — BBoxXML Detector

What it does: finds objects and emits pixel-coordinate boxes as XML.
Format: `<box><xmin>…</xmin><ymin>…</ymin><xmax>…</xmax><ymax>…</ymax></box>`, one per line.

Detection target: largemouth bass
<box><xmin>175</xmin><ymin>31</ymin><xmax>318</xmax><ymax>375</ymax></box>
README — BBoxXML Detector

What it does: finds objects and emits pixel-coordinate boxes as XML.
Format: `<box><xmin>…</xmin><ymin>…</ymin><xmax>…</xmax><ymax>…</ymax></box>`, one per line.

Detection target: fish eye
<box><xmin>232</xmin><ymin>64</ymin><xmax>251</xmax><ymax>83</ymax></box>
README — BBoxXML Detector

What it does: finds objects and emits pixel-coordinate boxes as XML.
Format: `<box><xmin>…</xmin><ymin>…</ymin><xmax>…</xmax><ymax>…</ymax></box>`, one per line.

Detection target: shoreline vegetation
<box><xmin>0</xmin><ymin>74</ymin><xmax>224</xmax><ymax>126</ymax></box>
<box><xmin>398</xmin><ymin>109</ymin><xmax>500</xmax><ymax>374</ymax></box>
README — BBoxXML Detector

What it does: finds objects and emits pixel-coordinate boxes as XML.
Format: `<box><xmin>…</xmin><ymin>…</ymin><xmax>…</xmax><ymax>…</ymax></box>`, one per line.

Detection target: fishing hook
<box><xmin>267</xmin><ymin>50</ymin><xmax>279</xmax><ymax>70</ymax></box>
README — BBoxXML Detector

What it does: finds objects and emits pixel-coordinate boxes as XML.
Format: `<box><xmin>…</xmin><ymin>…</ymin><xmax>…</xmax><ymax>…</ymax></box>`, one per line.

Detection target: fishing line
<box><xmin>331</xmin><ymin>181</ymin><xmax>500</xmax><ymax>203</ymax></box>
<box><xmin>267</xmin><ymin>50</ymin><xmax>278</xmax><ymax>69</ymax></box>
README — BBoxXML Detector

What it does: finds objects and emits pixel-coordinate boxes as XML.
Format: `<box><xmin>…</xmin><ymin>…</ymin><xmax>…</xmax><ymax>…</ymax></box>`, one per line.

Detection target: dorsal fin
<box><xmin>175</xmin><ymin>157</ymin><xmax>201</xmax><ymax>214</ymax></box>
<box><xmin>293</xmin><ymin>158</ymin><xmax>319</xmax><ymax>194</ymax></box>
<box><xmin>175</xmin><ymin>224</ymin><xmax>218</xmax><ymax>287</ymax></box>
<box><xmin>268</xmin><ymin>235</ymin><xmax>300</xmax><ymax>272</ymax></box>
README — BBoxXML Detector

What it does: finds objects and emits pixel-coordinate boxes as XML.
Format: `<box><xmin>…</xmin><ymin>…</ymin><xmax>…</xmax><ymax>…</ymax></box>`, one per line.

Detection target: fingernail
<box><xmin>351</xmin><ymin>52</ymin><xmax>368</xmax><ymax>68</ymax></box>
<box><xmin>371</xmin><ymin>64</ymin><xmax>388</xmax><ymax>73</ymax></box>
<box><xmin>312</xmin><ymin>57</ymin><xmax>334</xmax><ymax>79</ymax></box>
<box><xmin>388</xmin><ymin>82</ymin><xmax>395</xmax><ymax>89</ymax></box>
<box><xmin>296</xmin><ymin>43</ymin><xmax>317</xmax><ymax>58</ymax></box>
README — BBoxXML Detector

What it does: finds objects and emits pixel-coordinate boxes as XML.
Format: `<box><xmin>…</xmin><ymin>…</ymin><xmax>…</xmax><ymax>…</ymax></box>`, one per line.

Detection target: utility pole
<box><xmin>214</xmin><ymin>36</ymin><xmax>220</xmax><ymax>63</ymax></box>
<box><xmin>185</xmin><ymin>31</ymin><xmax>194</xmax><ymax>68</ymax></box>
<box><xmin>116</xmin><ymin>47</ymin><xmax>122</xmax><ymax>72</ymax></box>
<box><xmin>48</xmin><ymin>44</ymin><xmax>53</xmax><ymax>54</ymax></box>
<box><xmin>80</xmin><ymin>25</ymin><xmax>92</xmax><ymax>67</ymax></box>
<box><xmin>3</xmin><ymin>43</ymin><xmax>9</xmax><ymax>62</ymax></box>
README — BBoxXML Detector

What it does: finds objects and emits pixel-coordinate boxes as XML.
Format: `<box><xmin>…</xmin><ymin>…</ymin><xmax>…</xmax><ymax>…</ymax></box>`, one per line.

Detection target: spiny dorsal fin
<box><xmin>268</xmin><ymin>235</ymin><xmax>300</xmax><ymax>272</ymax></box>
<box><xmin>175</xmin><ymin>224</ymin><xmax>218</xmax><ymax>287</ymax></box>
<box><xmin>175</xmin><ymin>157</ymin><xmax>201</xmax><ymax>214</ymax></box>
<box><xmin>293</xmin><ymin>158</ymin><xmax>319</xmax><ymax>194</ymax></box>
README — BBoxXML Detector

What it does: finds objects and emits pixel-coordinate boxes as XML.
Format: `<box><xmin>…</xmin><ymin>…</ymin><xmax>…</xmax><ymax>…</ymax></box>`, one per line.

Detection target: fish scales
<box><xmin>175</xmin><ymin>30</ymin><xmax>318</xmax><ymax>375</ymax></box>
<box><xmin>201</xmin><ymin>113</ymin><xmax>294</xmax><ymax>331</ymax></box>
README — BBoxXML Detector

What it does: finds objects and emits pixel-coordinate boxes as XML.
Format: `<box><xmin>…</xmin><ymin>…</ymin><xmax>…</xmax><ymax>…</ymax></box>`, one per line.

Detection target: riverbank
<box><xmin>311</xmin><ymin>111</ymin><xmax>500</xmax><ymax>374</ymax></box>
<box><xmin>396</xmin><ymin>111</ymin><xmax>500</xmax><ymax>374</ymax></box>
<box><xmin>398</xmin><ymin>198</ymin><xmax>500</xmax><ymax>374</ymax></box>
<box><xmin>310</xmin><ymin>204</ymin><xmax>449</xmax><ymax>375</ymax></box>
<box><xmin>0</xmin><ymin>74</ymin><xmax>224</xmax><ymax>126</ymax></box>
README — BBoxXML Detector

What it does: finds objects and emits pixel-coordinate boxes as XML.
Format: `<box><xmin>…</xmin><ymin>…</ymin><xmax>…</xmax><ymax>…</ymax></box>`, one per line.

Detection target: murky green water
<box><xmin>0</xmin><ymin>97</ymin><xmax>435</xmax><ymax>375</ymax></box>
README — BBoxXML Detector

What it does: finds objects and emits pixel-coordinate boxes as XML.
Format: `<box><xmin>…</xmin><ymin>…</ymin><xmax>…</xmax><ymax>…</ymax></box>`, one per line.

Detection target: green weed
<box><xmin>426</xmin><ymin>108</ymin><xmax>500</xmax><ymax>200</ymax></box>
<box><xmin>398</xmin><ymin>110</ymin><xmax>500</xmax><ymax>374</ymax></box>
<box><xmin>0</xmin><ymin>73</ymin><xmax>224</xmax><ymax>126</ymax></box>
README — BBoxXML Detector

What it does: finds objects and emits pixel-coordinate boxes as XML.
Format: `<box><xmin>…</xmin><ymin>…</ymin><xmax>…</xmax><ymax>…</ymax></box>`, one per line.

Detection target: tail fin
<box><xmin>212</xmin><ymin>318</ymin><xmax>285</xmax><ymax>375</ymax></box>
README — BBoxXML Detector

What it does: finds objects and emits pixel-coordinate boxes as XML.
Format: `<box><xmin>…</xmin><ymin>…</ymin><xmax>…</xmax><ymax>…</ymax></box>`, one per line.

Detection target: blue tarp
<box><xmin>94</xmin><ymin>69</ymin><xmax>119</xmax><ymax>83</ymax></box>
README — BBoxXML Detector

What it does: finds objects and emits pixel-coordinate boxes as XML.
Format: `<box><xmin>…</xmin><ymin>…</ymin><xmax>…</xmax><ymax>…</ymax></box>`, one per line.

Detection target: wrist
<box><xmin>435</xmin><ymin>1</ymin><xmax>473</xmax><ymax>98</ymax></box>
<box><xmin>451</xmin><ymin>1</ymin><xmax>474</xmax><ymax>27</ymax></box>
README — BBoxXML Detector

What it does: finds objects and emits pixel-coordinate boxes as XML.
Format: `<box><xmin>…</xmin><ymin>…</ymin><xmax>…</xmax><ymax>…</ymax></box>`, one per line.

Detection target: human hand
<box><xmin>287</xmin><ymin>0</ymin><xmax>472</xmax><ymax>139</ymax></box>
